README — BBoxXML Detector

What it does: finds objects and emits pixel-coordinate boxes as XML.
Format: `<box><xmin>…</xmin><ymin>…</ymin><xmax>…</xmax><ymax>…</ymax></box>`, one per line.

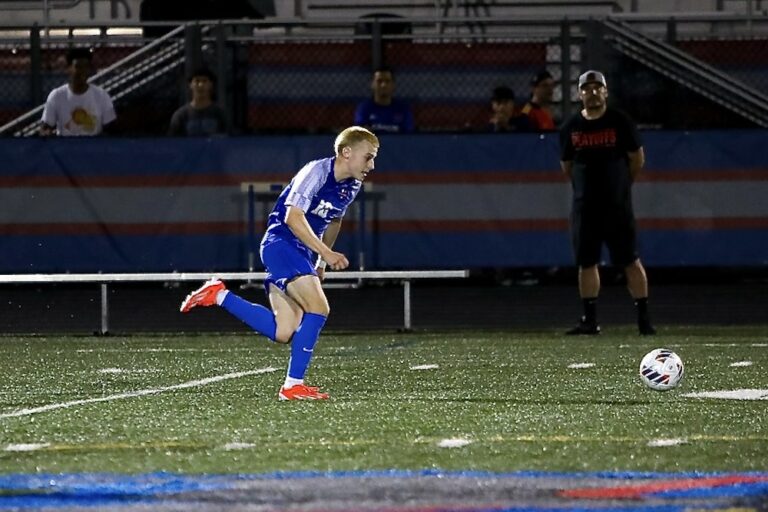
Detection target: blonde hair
<box><xmin>334</xmin><ymin>126</ymin><xmax>379</xmax><ymax>155</ymax></box>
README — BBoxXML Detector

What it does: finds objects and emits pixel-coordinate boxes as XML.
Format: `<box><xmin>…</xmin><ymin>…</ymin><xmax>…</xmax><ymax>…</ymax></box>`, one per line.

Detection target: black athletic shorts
<box><xmin>571</xmin><ymin>206</ymin><xmax>638</xmax><ymax>267</ymax></box>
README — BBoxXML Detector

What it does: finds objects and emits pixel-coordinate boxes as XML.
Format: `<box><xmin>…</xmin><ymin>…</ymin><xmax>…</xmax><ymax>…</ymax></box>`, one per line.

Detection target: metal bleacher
<box><xmin>1</xmin><ymin>0</ymin><xmax>767</xmax><ymax>135</ymax></box>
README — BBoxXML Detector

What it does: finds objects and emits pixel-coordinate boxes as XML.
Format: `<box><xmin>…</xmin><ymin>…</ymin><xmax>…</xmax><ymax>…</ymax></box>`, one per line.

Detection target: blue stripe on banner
<box><xmin>5</xmin><ymin>227</ymin><xmax>768</xmax><ymax>271</ymax></box>
<box><xmin>0</xmin><ymin>470</ymin><xmax>766</xmax><ymax>510</ymax></box>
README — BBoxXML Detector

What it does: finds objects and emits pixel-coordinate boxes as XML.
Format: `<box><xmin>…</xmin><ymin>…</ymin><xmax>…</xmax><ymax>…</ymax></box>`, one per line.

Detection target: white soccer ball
<box><xmin>639</xmin><ymin>348</ymin><xmax>684</xmax><ymax>391</ymax></box>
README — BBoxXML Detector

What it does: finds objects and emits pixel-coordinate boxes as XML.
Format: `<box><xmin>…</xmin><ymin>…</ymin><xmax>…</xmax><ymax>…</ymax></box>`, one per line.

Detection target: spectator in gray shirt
<box><xmin>169</xmin><ymin>67</ymin><xmax>228</xmax><ymax>136</ymax></box>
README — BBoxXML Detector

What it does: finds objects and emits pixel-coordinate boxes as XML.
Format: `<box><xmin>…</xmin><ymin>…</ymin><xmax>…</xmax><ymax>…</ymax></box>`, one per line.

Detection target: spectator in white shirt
<box><xmin>40</xmin><ymin>48</ymin><xmax>116</xmax><ymax>136</ymax></box>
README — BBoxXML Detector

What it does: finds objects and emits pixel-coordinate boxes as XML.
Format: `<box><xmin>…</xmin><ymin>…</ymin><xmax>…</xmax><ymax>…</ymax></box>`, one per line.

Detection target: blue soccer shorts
<box><xmin>260</xmin><ymin>239</ymin><xmax>317</xmax><ymax>295</ymax></box>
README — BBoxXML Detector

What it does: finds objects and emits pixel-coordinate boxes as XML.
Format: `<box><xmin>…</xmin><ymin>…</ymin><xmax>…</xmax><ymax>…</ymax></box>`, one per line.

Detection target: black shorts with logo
<box><xmin>571</xmin><ymin>206</ymin><xmax>638</xmax><ymax>267</ymax></box>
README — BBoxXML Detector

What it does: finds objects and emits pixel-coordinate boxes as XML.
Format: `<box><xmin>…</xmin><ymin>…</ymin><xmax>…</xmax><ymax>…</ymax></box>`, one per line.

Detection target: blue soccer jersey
<box><xmin>262</xmin><ymin>156</ymin><xmax>362</xmax><ymax>259</ymax></box>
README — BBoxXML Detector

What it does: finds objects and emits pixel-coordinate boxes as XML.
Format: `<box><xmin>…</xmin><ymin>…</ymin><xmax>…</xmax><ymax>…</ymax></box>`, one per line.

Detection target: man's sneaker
<box><xmin>565</xmin><ymin>317</ymin><xmax>601</xmax><ymax>335</ymax></box>
<box><xmin>278</xmin><ymin>384</ymin><xmax>329</xmax><ymax>401</ymax></box>
<box><xmin>639</xmin><ymin>322</ymin><xmax>657</xmax><ymax>336</ymax></box>
<box><xmin>179</xmin><ymin>279</ymin><xmax>226</xmax><ymax>313</ymax></box>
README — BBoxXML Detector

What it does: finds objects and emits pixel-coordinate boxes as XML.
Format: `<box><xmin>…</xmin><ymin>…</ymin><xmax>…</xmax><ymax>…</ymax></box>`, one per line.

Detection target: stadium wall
<box><xmin>1</xmin><ymin>131</ymin><xmax>767</xmax><ymax>272</ymax></box>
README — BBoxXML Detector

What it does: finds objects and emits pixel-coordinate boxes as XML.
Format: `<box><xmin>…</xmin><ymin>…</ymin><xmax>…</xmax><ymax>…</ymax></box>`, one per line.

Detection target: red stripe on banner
<box><xmin>640</xmin><ymin>169</ymin><xmax>768</xmax><ymax>182</ymax></box>
<box><xmin>3</xmin><ymin>218</ymin><xmax>768</xmax><ymax>236</ymax></box>
<box><xmin>0</xmin><ymin>222</ymin><xmax>245</xmax><ymax>236</ymax></box>
<box><xmin>248</xmin><ymin>103</ymin><xmax>356</xmax><ymax>131</ymax></box>
<box><xmin>362</xmin><ymin>169</ymin><xmax>768</xmax><ymax>185</ymax></box>
<box><xmin>372</xmin><ymin>172</ymin><xmax>567</xmax><ymax>184</ymax></box>
<box><xmin>560</xmin><ymin>474</ymin><xmax>768</xmax><ymax>499</ymax></box>
<box><xmin>3</xmin><ymin>170</ymin><xmax>768</xmax><ymax>188</ymax></box>
<box><xmin>678</xmin><ymin>40</ymin><xmax>768</xmax><ymax>65</ymax></box>
<box><xmin>385</xmin><ymin>41</ymin><xmax>547</xmax><ymax>66</ymax></box>
<box><xmin>0</xmin><ymin>174</ymin><xmax>292</xmax><ymax>188</ymax></box>
<box><xmin>248</xmin><ymin>42</ymin><xmax>370</xmax><ymax>66</ymax></box>
<box><xmin>638</xmin><ymin>217</ymin><xmax>768</xmax><ymax>229</ymax></box>
<box><xmin>379</xmin><ymin>219</ymin><xmax>568</xmax><ymax>232</ymax></box>
<box><xmin>0</xmin><ymin>221</ymin><xmax>362</xmax><ymax>236</ymax></box>
<box><xmin>379</xmin><ymin>218</ymin><xmax>768</xmax><ymax>232</ymax></box>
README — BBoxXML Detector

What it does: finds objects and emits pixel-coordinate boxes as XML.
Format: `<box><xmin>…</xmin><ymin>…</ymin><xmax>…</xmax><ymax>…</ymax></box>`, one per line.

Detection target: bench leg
<box><xmin>100</xmin><ymin>283</ymin><xmax>109</xmax><ymax>335</ymax></box>
<box><xmin>403</xmin><ymin>280</ymin><xmax>411</xmax><ymax>331</ymax></box>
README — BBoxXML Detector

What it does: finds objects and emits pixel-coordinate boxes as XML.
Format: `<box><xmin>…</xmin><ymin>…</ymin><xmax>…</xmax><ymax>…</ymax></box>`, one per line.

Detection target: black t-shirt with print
<box><xmin>560</xmin><ymin>107</ymin><xmax>641</xmax><ymax>209</ymax></box>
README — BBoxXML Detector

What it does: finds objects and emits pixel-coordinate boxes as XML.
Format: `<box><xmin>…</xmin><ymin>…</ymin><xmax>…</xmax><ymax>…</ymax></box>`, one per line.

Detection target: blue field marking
<box><xmin>1</xmin><ymin>470</ymin><xmax>767</xmax><ymax>510</ymax></box>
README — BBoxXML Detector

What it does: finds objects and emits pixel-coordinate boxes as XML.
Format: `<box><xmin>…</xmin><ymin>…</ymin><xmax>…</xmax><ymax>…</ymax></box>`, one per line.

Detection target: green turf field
<box><xmin>1</xmin><ymin>327</ymin><xmax>766</xmax><ymax>474</ymax></box>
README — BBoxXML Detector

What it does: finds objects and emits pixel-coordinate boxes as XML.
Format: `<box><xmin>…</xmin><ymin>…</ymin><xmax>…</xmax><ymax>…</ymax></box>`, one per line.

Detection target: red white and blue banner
<box><xmin>1</xmin><ymin>131</ymin><xmax>766</xmax><ymax>272</ymax></box>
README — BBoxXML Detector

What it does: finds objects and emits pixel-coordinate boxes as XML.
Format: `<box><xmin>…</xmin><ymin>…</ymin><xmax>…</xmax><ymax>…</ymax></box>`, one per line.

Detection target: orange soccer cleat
<box><xmin>179</xmin><ymin>278</ymin><xmax>226</xmax><ymax>313</ymax></box>
<box><xmin>278</xmin><ymin>384</ymin><xmax>329</xmax><ymax>401</ymax></box>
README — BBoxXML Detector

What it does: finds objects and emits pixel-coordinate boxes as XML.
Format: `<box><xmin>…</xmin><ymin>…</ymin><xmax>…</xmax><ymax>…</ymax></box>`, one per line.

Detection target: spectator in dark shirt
<box><xmin>354</xmin><ymin>67</ymin><xmax>414</xmax><ymax>133</ymax></box>
<box><xmin>169</xmin><ymin>67</ymin><xmax>228</xmax><ymax>136</ymax></box>
<box><xmin>521</xmin><ymin>69</ymin><xmax>556</xmax><ymax>131</ymax></box>
<box><xmin>488</xmin><ymin>86</ymin><xmax>531</xmax><ymax>132</ymax></box>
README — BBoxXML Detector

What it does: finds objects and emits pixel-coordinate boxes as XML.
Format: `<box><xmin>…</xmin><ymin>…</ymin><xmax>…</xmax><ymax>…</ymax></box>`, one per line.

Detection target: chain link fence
<box><xmin>0</xmin><ymin>17</ymin><xmax>767</xmax><ymax>135</ymax></box>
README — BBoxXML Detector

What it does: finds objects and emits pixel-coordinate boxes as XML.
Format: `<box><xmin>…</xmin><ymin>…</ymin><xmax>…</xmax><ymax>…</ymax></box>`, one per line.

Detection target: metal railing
<box><xmin>603</xmin><ymin>17</ymin><xmax>768</xmax><ymax>127</ymax></box>
<box><xmin>0</xmin><ymin>14</ymin><xmax>767</xmax><ymax>135</ymax></box>
<box><xmin>0</xmin><ymin>22</ymin><xmax>186</xmax><ymax>136</ymax></box>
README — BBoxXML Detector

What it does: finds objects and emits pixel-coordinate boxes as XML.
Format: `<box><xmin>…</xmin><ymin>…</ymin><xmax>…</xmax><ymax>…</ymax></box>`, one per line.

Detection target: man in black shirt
<box><xmin>560</xmin><ymin>70</ymin><xmax>656</xmax><ymax>336</ymax></box>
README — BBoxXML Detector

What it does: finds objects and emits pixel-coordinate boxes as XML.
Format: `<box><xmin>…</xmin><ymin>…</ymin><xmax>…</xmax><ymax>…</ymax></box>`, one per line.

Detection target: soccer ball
<box><xmin>639</xmin><ymin>348</ymin><xmax>684</xmax><ymax>391</ymax></box>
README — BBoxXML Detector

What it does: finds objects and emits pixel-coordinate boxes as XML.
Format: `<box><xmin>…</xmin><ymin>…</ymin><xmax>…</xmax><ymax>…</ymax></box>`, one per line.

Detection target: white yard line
<box><xmin>5</xmin><ymin>443</ymin><xmax>51</xmax><ymax>452</ymax></box>
<box><xmin>222</xmin><ymin>442</ymin><xmax>256</xmax><ymax>450</ymax></box>
<box><xmin>568</xmin><ymin>363</ymin><xmax>595</xmax><ymax>369</ymax></box>
<box><xmin>683</xmin><ymin>389</ymin><xmax>768</xmax><ymax>400</ymax></box>
<box><xmin>437</xmin><ymin>438</ymin><xmax>473</xmax><ymax>448</ymax></box>
<box><xmin>0</xmin><ymin>367</ymin><xmax>278</xmax><ymax>419</ymax></box>
<box><xmin>410</xmin><ymin>364</ymin><xmax>439</xmax><ymax>370</ymax></box>
<box><xmin>647</xmin><ymin>438</ymin><xmax>687</xmax><ymax>447</ymax></box>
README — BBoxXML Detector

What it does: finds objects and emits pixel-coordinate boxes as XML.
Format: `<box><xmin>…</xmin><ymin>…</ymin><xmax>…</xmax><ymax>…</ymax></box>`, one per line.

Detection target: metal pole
<box><xmin>215</xmin><ymin>22</ymin><xmax>229</xmax><ymax>132</ymax></box>
<box><xmin>371</xmin><ymin>19</ymin><xmax>383</xmax><ymax>69</ymax></box>
<box><xmin>42</xmin><ymin>0</ymin><xmax>49</xmax><ymax>38</ymax></box>
<box><xmin>30</xmin><ymin>23</ymin><xmax>42</xmax><ymax>106</ymax></box>
<box><xmin>358</xmin><ymin>187</ymin><xmax>366</xmax><ymax>271</ymax></box>
<box><xmin>100</xmin><ymin>284</ymin><xmax>109</xmax><ymax>335</ymax></box>
<box><xmin>560</xmin><ymin>19</ymin><xmax>572</xmax><ymax>122</ymax></box>
<box><xmin>247</xmin><ymin>185</ymin><xmax>256</xmax><ymax>272</ymax></box>
<box><xmin>403</xmin><ymin>280</ymin><xmax>412</xmax><ymax>331</ymax></box>
<box><xmin>666</xmin><ymin>17</ymin><xmax>677</xmax><ymax>44</ymax></box>
<box><xmin>184</xmin><ymin>23</ymin><xmax>203</xmax><ymax>81</ymax></box>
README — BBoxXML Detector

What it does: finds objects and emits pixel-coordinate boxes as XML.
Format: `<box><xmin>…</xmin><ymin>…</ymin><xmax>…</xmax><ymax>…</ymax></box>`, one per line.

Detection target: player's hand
<box><xmin>316</xmin><ymin>267</ymin><xmax>326</xmax><ymax>281</ymax></box>
<box><xmin>322</xmin><ymin>251</ymin><xmax>349</xmax><ymax>271</ymax></box>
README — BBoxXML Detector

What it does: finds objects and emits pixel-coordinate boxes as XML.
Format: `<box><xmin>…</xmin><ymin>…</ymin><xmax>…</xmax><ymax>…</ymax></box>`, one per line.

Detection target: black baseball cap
<box><xmin>188</xmin><ymin>66</ymin><xmax>216</xmax><ymax>83</ymax></box>
<box><xmin>578</xmin><ymin>70</ymin><xmax>607</xmax><ymax>88</ymax></box>
<box><xmin>492</xmin><ymin>86</ymin><xmax>515</xmax><ymax>102</ymax></box>
<box><xmin>530</xmin><ymin>70</ymin><xmax>553</xmax><ymax>86</ymax></box>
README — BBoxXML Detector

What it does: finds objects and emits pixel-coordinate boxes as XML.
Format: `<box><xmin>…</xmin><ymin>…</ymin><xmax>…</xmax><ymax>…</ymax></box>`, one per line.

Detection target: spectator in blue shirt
<box><xmin>354</xmin><ymin>67</ymin><xmax>414</xmax><ymax>133</ymax></box>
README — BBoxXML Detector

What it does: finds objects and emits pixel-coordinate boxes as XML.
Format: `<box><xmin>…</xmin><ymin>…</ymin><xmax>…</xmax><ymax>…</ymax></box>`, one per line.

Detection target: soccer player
<box><xmin>180</xmin><ymin>126</ymin><xmax>380</xmax><ymax>399</ymax></box>
<box><xmin>559</xmin><ymin>70</ymin><xmax>656</xmax><ymax>336</ymax></box>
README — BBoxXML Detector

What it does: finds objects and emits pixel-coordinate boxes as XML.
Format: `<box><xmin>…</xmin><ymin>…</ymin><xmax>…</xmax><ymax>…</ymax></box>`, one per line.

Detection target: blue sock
<box><xmin>221</xmin><ymin>292</ymin><xmax>277</xmax><ymax>341</ymax></box>
<box><xmin>287</xmin><ymin>312</ymin><xmax>327</xmax><ymax>380</ymax></box>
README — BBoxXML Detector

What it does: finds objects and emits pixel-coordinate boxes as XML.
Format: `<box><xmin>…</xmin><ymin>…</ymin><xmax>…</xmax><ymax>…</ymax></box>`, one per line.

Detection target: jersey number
<box><xmin>310</xmin><ymin>200</ymin><xmax>334</xmax><ymax>218</ymax></box>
